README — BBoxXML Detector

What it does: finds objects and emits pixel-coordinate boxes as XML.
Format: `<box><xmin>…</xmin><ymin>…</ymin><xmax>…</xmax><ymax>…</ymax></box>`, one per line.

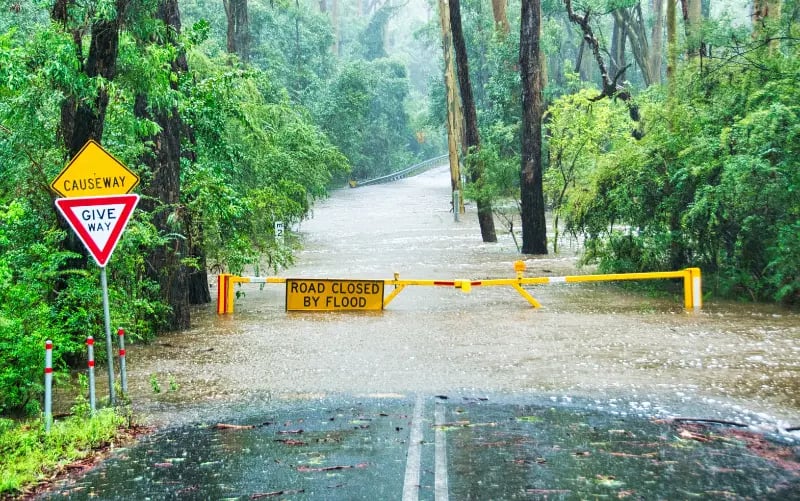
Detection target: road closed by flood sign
<box><xmin>286</xmin><ymin>279</ymin><xmax>384</xmax><ymax>311</ymax></box>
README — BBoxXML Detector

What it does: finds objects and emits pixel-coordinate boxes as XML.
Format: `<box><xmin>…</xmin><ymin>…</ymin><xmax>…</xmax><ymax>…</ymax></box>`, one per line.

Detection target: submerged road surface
<box><xmin>43</xmin><ymin>166</ymin><xmax>800</xmax><ymax>499</ymax></box>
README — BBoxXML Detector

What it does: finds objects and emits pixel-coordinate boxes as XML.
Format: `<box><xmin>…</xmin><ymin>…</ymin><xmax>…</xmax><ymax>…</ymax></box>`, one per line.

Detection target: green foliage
<box><xmin>183</xmin><ymin>51</ymin><xmax>349</xmax><ymax>273</ymax></box>
<box><xmin>0</xmin><ymin>409</ymin><xmax>123</xmax><ymax>495</ymax></box>
<box><xmin>360</xmin><ymin>6</ymin><xmax>397</xmax><ymax>61</ymax></box>
<box><xmin>544</xmin><ymin>89</ymin><xmax>635</xmax><ymax>250</ymax></box>
<box><xmin>311</xmin><ymin>58</ymin><xmax>415</xmax><ymax>180</ymax></box>
<box><xmin>552</xmin><ymin>33</ymin><xmax>800</xmax><ymax>304</ymax></box>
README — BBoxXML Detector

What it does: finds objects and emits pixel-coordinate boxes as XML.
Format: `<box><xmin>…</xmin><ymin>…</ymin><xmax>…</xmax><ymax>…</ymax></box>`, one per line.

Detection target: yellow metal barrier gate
<box><xmin>218</xmin><ymin>263</ymin><xmax>702</xmax><ymax>314</ymax></box>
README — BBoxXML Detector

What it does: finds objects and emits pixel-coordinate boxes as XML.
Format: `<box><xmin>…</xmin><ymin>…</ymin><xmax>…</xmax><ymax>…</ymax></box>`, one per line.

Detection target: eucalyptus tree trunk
<box><xmin>449</xmin><ymin>0</ymin><xmax>497</xmax><ymax>242</ymax></box>
<box><xmin>491</xmin><ymin>0</ymin><xmax>511</xmax><ymax>35</ymax></box>
<box><xmin>611</xmin><ymin>0</ymin><xmax>664</xmax><ymax>87</ymax></box>
<box><xmin>753</xmin><ymin>0</ymin><xmax>781</xmax><ymax>50</ymax></box>
<box><xmin>667</xmin><ymin>0</ymin><xmax>677</xmax><ymax>83</ymax></box>
<box><xmin>519</xmin><ymin>0</ymin><xmax>547</xmax><ymax>255</ymax></box>
<box><xmin>136</xmin><ymin>0</ymin><xmax>193</xmax><ymax>330</ymax></box>
<box><xmin>438</xmin><ymin>0</ymin><xmax>465</xmax><ymax>211</ymax></box>
<box><xmin>609</xmin><ymin>16</ymin><xmax>627</xmax><ymax>83</ymax></box>
<box><xmin>223</xmin><ymin>0</ymin><xmax>250</xmax><ymax>62</ymax></box>
<box><xmin>649</xmin><ymin>0</ymin><xmax>664</xmax><ymax>84</ymax></box>
<box><xmin>683</xmin><ymin>0</ymin><xmax>703</xmax><ymax>57</ymax></box>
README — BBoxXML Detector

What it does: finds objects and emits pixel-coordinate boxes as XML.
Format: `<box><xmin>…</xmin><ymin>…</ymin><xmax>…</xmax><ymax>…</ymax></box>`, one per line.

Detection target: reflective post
<box><xmin>690</xmin><ymin>268</ymin><xmax>703</xmax><ymax>311</ymax></box>
<box><xmin>117</xmin><ymin>328</ymin><xmax>127</xmax><ymax>395</ymax></box>
<box><xmin>453</xmin><ymin>190</ymin><xmax>460</xmax><ymax>222</ymax></box>
<box><xmin>44</xmin><ymin>340</ymin><xmax>53</xmax><ymax>432</ymax></box>
<box><xmin>87</xmin><ymin>336</ymin><xmax>96</xmax><ymax>413</ymax></box>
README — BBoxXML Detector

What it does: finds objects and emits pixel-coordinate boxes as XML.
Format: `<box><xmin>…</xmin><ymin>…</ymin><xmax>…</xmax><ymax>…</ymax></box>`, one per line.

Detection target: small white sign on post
<box><xmin>275</xmin><ymin>221</ymin><xmax>284</xmax><ymax>244</ymax></box>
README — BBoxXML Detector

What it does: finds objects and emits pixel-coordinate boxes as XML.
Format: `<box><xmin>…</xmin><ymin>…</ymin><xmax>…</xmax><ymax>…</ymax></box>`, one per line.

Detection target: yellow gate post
<box><xmin>217</xmin><ymin>275</ymin><xmax>255</xmax><ymax>314</ymax></box>
<box><xmin>217</xmin><ymin>274</ymin><xmax>231</xmax><ymax>314</ymax></box>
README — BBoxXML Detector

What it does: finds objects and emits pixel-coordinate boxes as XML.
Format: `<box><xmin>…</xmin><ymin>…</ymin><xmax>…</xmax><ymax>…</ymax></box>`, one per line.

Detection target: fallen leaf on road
<box><xmin>275</xmin><ymin>439</ymin><xmax>307</xmax><ymax>446</ymax></box>
<box><xmin>250</xmin><ymin>489</ymin><xmax>305</xmax><ymax>499</ymax></box>
<box><xmin>213</xmin><ymin>423</ymin><xmax>255</xmax><ymax>430</ymax></box>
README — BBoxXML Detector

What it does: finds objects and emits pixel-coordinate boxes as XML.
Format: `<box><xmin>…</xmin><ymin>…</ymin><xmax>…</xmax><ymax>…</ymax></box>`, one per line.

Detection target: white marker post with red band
<box><xmin>44</xmin><ymin>340</ymin><xmax>53</xmax><ymax>432</ymax></box>
<box><xmin>87</xmin><ymin>336</ymin><xmax>96</xmax><ymax>413</ymax></box>
<box><xmin>118</xmin><ymin>328</ymin><xmax>127</xmax><ymax>395</ymax></box>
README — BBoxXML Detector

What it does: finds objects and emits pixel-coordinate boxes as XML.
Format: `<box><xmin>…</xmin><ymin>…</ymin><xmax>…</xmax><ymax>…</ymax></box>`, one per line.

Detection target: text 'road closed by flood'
<box><xmin>286</xmin><ymin>279</ymin><xmax>384</xmax><ymax>311</ymax></box>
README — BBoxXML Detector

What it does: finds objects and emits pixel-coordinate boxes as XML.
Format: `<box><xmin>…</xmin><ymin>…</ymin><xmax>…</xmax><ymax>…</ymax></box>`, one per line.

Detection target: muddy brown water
<box><xmin>111</xmin><ymin>165</ymin><xmax>799</xmax><ymax>432</ymax></box>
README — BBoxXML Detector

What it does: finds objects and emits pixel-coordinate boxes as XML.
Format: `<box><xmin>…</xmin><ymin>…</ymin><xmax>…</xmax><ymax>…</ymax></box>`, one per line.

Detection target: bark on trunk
<box><xmin>649</xmin><ymin>0</ymin><xmax>664</xmax><ymax>85</ymax></box>
<box><xmin>136</xmin><ymin>95</ymin><xmax>190</xmax><ymax>330</ymax></box>
<box><xmin>438</xmin><ymin>0</ymin><xmax>464</xmax><ymax>210</ymax></box>
<box><xmin>667</xmin><ymin>0</ymin><xmax>676</xmax><ymax>83</ymax></box>
<box><xmin>684</xmin><ymin>0</ymin><xmax>703</xmax><ymax>57</ymax></box>
<box><xmin>164</xmin><ymin>0</ymin><xmax>210</xmax><ymax>306</ymax></box>
<box><xmin>223</xmin><ymin>0</ymin><xmax>249</xmax><ymax>62</ymax></box>
<box><xmin>610</xmin><ymin>15</ymin><xmax>627</xmax><ymax>83</ymax></box>
<box><xmin>449</xmin><ymin>0</ymin><xmax>496</xmax><ymax>242</ymax></box>
<box><xmin>519</xmin><ymin>0</ymin><xmax>547</xmax><ymax>255</ymax></box>
<box><xmin>136</xmin><ymin>0</ymin><xmax>193</xmax><ymax>330</ymax></box>
<box><xmin>753</xmin><ymin>0</ymin><xmax>781</xmax><ymax>50</ymax></box>
<box><xmin>491</xmin><ymin>0</ymin><xmax>510</xmax><ymax>35</ymax></box>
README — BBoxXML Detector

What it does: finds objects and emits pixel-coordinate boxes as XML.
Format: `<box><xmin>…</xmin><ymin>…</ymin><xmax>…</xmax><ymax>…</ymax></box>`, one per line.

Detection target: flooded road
<box><xmin>44</xmin><ymin>166</ymin><xmax>799</xmax><ymax>499</ymax></box>
<box><xmin>123</xmin><ymin>166</ymin><xmax>799</xmax><ymax>429</ymax></box>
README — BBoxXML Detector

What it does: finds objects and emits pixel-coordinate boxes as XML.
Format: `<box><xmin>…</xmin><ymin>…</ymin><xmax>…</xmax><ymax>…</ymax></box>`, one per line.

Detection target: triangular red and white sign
<box><xmin>55</xmin><ymin>194</ymin><xmax>140</xmax><ymax>267</ymax></box>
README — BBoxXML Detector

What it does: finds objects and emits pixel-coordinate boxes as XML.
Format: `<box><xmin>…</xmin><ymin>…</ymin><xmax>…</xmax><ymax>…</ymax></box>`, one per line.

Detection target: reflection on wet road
<box><xmin>45</xmin><ymin>166</ymin><xmax>800</xmax><ymax>499</ymax></box>
<box><xmin>45</xmin><ymin>396</ymin><xmax>799</xmax><ymax>499</ymax></box>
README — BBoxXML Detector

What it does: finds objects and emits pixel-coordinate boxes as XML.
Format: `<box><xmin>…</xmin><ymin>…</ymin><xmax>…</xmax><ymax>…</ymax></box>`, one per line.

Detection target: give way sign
<box><xmin>55</xmin><ymin>194</ymin><xmax>140</xmax><ymax>267</ymax></box>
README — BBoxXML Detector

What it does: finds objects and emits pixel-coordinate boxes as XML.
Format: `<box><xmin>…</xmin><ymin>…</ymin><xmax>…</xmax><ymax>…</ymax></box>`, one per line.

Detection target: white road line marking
<box><xmin>435</xmin><ymin>400</ymin><xmax>449</xmax><ymax>501</ymax></box>
<box><xmin>402</xmin><ymin>394</ymin><xmax>425</xmax><ymax>501</ymax></box>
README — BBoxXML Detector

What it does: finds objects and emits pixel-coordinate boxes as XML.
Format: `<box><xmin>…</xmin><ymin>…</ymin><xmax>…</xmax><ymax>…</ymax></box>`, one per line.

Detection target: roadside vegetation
<box><xmin>0</xmin><ymin>409</ymin><xmax>126</xmax><ymax>497</ymax></box>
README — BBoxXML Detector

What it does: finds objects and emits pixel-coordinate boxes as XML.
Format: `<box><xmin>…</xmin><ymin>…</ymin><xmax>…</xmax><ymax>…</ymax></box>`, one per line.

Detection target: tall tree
<box><xmin>667</xmin><ymin>0</ymin><xmax>677</xmax><ymax>84</ymax></box>
<box><xmin>609</xmin><ymin>15</ymin><xmax>627</xmax><ymax>83</ymax></box>
<box><xmin>438</xmin><ymin>0</ymin><xmax>465</xmax><ymax>212</ymax></box>
<box><xmin>519</xmin><ymin>0</ymin><xmax>547</xmax><ymax>254</ymax></box>
<box><xmin>136</xmin><ymin>0</ymin><xmax>192</xmax><ymax>330</ymax></box>
<box><xmin>682</xmin><ymin>0</ymin><xmax>703</xmax><ymax>56</ymax></box>
<box><xmin>449</xmin><ymin>0</ymin><xmax>497</xmax><ymax>242</ymax></box>
<box><xmin>611</xmin><ymin>0</ymin><xmax>664</xmax><ymax>86</ymax></box>
<box><xmin>491</xmin><ymin>0</ymin><xmax>511</xmax><ymax>35</ymax></box>
<box><xmin>753</xmin><ymin>0</ymin><xmax>781</xmax><ymax>51</ymax></box>
<box><xmin>224</xmin><ymin>0</ymin><xmax>250</xmax><ymax>62</ymax></box>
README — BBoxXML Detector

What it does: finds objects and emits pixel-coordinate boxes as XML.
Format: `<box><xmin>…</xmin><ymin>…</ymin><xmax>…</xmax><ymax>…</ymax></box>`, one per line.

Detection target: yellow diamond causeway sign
<box><xmin>50</xmin><ymin>140</ymin><xmax>140</xmax><ymax>198</ymax></box>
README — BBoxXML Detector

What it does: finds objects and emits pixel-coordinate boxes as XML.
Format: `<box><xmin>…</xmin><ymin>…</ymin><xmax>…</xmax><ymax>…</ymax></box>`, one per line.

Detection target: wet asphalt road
<box><xmin>44</xmin><ymin>394</ymin><xmax>800</xmax><ymax>500</ymax></box>
<box><xmin>41</xmin><ymin>166</ymin><xmax>800</xmax><ymax>499</ymax></box>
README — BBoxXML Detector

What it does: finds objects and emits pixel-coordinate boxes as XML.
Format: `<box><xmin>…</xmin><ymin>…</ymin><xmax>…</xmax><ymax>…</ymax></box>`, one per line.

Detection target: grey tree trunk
<box><xmin>519</xmin><ymin>0</ymin><xmax>547</xmax><ymax>254</ymax></box>
<box><xmin>224</xmin><ymin>0</ymin><xmax>250</xmax><ymax>62</ymax></box>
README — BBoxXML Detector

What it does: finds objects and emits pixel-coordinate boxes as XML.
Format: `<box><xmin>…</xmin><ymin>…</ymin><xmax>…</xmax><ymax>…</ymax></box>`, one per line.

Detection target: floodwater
<box><xmin>120</xmin><ymin>165</ymin><xmax>799</xmax><ymax>430</ymax></box>
<box><xmin>42</xmin><ymin>166</ymin><xmax>800</xmax><ymax>499</ymax></box>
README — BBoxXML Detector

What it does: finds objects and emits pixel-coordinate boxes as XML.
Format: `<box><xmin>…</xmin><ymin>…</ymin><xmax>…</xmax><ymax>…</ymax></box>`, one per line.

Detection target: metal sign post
<box><xmin>100</xmin><ymin>267</ymin><xmax>116</xmax><ymax>405</ymax></box>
